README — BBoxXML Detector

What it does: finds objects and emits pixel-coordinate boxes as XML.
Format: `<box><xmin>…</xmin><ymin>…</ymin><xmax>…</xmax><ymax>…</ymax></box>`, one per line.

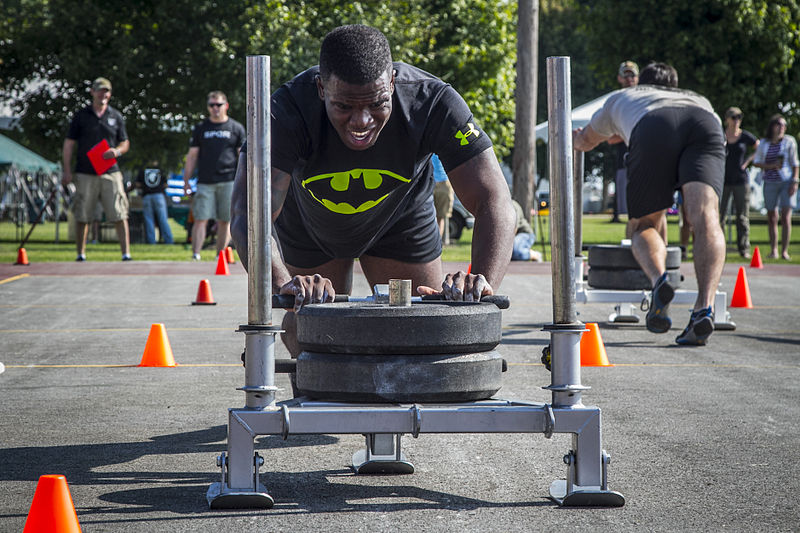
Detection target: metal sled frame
<box><xmin>208</xmin><ymin>56</ymin><xmax>624</xmax><ymax>510</ymax></box>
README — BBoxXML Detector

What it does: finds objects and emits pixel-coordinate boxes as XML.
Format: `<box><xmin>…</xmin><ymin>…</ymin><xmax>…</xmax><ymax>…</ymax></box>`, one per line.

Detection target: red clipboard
<box><xmin>87</xmin><ymin>139</ymin><xmax>116</xmax><ymax>175</ymax></box>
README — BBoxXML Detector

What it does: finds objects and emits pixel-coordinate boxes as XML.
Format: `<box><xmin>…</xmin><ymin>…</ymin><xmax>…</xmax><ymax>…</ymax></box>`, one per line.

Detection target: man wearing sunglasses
<box><xmin>182</xmin><ymin>91</ymin><xmax>246</xmax><ymax>260</ymax></box>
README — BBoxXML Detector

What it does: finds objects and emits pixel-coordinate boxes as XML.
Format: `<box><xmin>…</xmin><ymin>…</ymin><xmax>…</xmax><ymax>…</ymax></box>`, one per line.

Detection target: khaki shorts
<box><xmin>433</xmin><ymin>180</ymin><xmax>454</xmax><ymax>219</ymax></box>
<box><xmin>72</xmin><ymin>171</ymin><xmax>129</xmax><ymax>223</ymax></box>
<box><xmin>193</xmin><ymin>181</ymin><xmax>234</xmax><ymax>222</ymax></box>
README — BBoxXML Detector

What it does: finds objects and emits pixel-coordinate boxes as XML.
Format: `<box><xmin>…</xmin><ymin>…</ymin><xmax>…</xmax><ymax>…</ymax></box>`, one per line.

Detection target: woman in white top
<box><xmin>752</xmin><ymin>114</ymin><xmax>799</xmax><ymax>260</ymax></box>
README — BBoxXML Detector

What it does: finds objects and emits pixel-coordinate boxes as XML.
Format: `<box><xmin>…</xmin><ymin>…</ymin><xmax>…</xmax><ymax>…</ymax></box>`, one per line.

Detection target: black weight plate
<box><xmin>296</xmin><ymin>350</ymin><xmax>503</xmax><ymax>403</ymax></box>
<box><xmin>296</xmin><ymin>301</ymin><xmax>502</xmax><ymax>355</ymax></box>
<box><xmin>588</xmin><ymin>245</ymin><xmax>682</xmax><ymax>270</ymax></box>
<box><xmin>587</xmin><ymin>267</ymin><xmax>682</xmax><ymax>290</ymax></box>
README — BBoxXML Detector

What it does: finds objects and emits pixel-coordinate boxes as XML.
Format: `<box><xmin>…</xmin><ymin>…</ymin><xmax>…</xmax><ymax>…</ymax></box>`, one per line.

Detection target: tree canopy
<box><xmin>2</xmin><ymin>0</ymin><xmax>800</xmax><ymax>177</ymax></box>
<box><xmin>0</xmin><ymin>0</ymin><xmax>516</xmax><ymax>172</ymax></box>
<box><xmin>579</xmin><ymin>0</ymin><xmax>800</xmax><ymax>136</ymax></box>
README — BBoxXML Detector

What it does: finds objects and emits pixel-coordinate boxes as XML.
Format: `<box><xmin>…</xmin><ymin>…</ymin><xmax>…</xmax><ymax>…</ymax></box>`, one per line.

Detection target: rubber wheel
<box><xmin>296</xmin><ymin>350</ymin><xmax>504</xmax><ymax>403</ymax></box>
<box><xmin>588</xmin><ymin>245</ymin><xmax>682</xmax><ymax>270</ymax></box>
<box><xmin>296</xmin><ymin>301</ymin><xmax>502</xmax><ymax>355</ymax></box>
<box><xmin>587</xmin><ymin>267</ymin><xmax>682</xmax><ymax>290</ymax></box>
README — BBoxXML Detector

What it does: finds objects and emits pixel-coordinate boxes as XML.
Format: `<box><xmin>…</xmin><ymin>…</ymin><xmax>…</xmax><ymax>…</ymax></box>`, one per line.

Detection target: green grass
<box><xmin>441</xmin><ymin>213</ymin><xmax>800</xmax><ymax>265</ymax></box>
<box><xmin>3</xmin><ymin>214</ymin><xmax>799</xmax><ymax>264</ymax></box>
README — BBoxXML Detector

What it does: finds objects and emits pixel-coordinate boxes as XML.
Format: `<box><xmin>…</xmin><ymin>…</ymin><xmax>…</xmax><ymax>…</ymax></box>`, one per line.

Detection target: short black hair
<box><xmin>319</xmin><ymin>25</ymin><xmax>392</xmax><ymax>84</ymax></box>
<box><xmin>639</xmin><ymin>62</ymin><xmax>679</xmax><ymax>88</ymax></box>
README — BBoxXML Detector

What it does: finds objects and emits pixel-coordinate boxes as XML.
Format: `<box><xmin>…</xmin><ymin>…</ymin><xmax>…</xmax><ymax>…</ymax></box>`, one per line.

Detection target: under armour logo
<box><xmin>455</xmin><ymin>123</ymin><xmax>480</xmax><ymax>146</ymax></box>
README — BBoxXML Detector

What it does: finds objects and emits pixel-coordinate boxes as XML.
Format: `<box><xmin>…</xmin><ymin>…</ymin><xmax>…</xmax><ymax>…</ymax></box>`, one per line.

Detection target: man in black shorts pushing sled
<box><xmin>573</xmin><ymin>62</ymin><xmax>726</xmax><ymax>346</ymax></box>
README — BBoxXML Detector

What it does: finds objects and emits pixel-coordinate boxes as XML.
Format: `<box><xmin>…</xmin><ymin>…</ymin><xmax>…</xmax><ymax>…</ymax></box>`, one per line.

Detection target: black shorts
<box><xmin>626</xmin><ymin>106</ymin><xmax>724</xmax><ymax>219</ymax></box>
<box><xmin>275</xmin><ymin>197</ymin><xmax>443</xmax><ymax>269</ymax></box>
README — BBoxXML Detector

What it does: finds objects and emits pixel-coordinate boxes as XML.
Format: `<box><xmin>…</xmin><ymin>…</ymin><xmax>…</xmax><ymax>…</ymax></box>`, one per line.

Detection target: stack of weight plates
<box><xmin>295</xmin><ymin>301</ymin><xmax>504</xmax><ymax>402</ymax></box>
<box><xmin>587</xmin><ymin>244</ymin><xmax>683</xmax><ymax>290</ymax></box>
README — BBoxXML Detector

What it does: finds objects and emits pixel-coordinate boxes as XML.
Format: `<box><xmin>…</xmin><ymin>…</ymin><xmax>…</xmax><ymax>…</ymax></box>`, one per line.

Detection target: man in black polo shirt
<box><xmin>231</xmin><ymin>25</ymin><xmax>516</xmax><ymax>359</ymax></box>
<box><xmin>62</xmin><ymin>77</ymin><xmax>131</xmax><ymax>261</ymax></box>
<box><xmin>182</xmin><ymin>91</ymin><xmax>246</xmax><ymax>261</ymax></box>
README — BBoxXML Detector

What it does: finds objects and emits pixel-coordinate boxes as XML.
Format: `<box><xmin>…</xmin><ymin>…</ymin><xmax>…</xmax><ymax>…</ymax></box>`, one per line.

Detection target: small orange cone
<box><xmin>23</xmin><ymin>474</ymin><xmax>82</xmax><ymax>533</ymax></box>
<box><xmin>226</xmin><ymin>246</ymin><xmax>236</xmax><ymax>264</ymax></box>
<box><xmin>580</xmin><ymin>323</ymin><xmax>613</xmax><ymax>367</ymax></box>
<box><xmin>750</xmin><ymin>246</ymin><xmax>763</xmax><ymax>269</ymax></box>
<box><xmin>192</xmin><ymin>279</ymin><xmax>217</xmax><ymax>305</ymax></box>
<box><xmin>139</xmin><ymin>323</ymin><xmax>177</xmax><ymax>367</ymax></box>
<box><xmin>730</xmin><ymin>266</ymin><xmax>753</xmax><ymax>308</ymax></box>
<box><xmin>467</xmin><ymin>263</ymin><xmax>472</xmax><ymax>274</ymax></box>
<box><xmin>15</xmin><ymin>247</ymin><xmax>29</xmax><ymax>265</ymax></box>
<box><xmin>215</xmin><ymin>250</ymin><xmax>230</xmax><ymax>275</ymax></box>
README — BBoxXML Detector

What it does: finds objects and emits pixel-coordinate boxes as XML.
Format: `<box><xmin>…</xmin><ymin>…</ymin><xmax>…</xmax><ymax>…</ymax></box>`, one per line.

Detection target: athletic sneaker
<box><xmin>645</xmin><ymin>272</ymin><xmax>675</xmax><ymax>334</ymax></box>
<box><xmin>676</xmin><ymin>306</ymin><xmax>714</xmax><ymax>346</ymax></box>
<box><xmin>75</xmin><ymin>254</ymin><xmax>86</xmax><ymax>262</ymax></box>
<box><xmin>192</xmin><ymin>253</ymin><xmax>201</xmax><ymax>261</ymax></box>
<box><xmin>122</xmin><ymin>254</ymin><xmax>132</xmax><ymax>261</ymax></box>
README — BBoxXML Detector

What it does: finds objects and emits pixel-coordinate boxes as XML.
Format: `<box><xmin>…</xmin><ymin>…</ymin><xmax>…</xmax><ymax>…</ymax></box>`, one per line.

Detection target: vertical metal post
<box><xmin>547</xmin><ymin>57</ymin><xmax>576</xmax><ymax>325</ymax></box>
<box><xmin>247</xmin><ymin>55</ymin><xmax>272</xmax><ymax>328</ymax></box>
<box><xmin>544</xmin><ymin>56</ymin><xmax>586</xmax><ymax>410</ymax></box>
<box><xmin>55</xmin><ymin>174</ymin><xmax>61</xmax><ymax>243</ymax></box>
<box><xmin>240</xmin><ymin>55</ymin><xmax>277</xmax><ymax>411</ymax></box>
<box><xmin>208</xmin><ymin>55</ymin><xmax>277</xmax><ymax>508</ymax></box>
<box><xmin>573</xmin><ymin>152</ymin><xmax>584</xmax><ymax>256</ymax></box>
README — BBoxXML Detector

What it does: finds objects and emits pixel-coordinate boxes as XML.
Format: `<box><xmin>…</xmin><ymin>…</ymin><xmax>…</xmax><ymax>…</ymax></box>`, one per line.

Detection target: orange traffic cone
<box><xmin>750</xmin><ymin>246</ymin><xmax>763</xmax><ymax>269</ymax></box>
<box><xmin>580</xmin><ymin>323</ymin><xmax>613</xmax><ymax>367</ymax></box>
<box><xmin>192</xmin><ymin>279</ymin><xmax>217</xmax><ymax>305</ymax></box>
<box><xmin>730</xmin><ymin>266</ymin><xmax>753</xmax><ymax>308</ymax></box>
<box><xmin>15</xmin><ymin>247</ymin><xmax>29</xmax><ymax>265</ymax></box>
<box><xmin>23</xmin><ymin>474</ymin><xmax>82</xmax><ymax>533</ymax></box>
<box><xmin>226</xmin><ymin>246</ymin><xmax>236</xmax><ymax>264</ymax></box>
<box><xmin>139</xmin><ymin>323</ymin><xmax>177</xmax><ymax>367</ymax></box>
<box><xmin>215</xmin><ymin>250</ymin><xmax>229</xmax><ymax>276</ymax></box>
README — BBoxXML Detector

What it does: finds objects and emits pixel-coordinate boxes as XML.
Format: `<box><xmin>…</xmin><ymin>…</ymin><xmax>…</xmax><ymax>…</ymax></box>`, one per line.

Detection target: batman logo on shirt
<box><xmin>301</xmin><ymin>168</ymin><xmax>410</xmax><ymax>214</ymax></box>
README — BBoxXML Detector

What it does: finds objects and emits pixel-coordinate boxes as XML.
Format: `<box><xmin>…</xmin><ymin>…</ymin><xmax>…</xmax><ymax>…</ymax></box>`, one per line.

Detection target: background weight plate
<box><xmin>588</xmin><ymin>245</ymin><xmax>682</xmax><ymax>270</ymax></box>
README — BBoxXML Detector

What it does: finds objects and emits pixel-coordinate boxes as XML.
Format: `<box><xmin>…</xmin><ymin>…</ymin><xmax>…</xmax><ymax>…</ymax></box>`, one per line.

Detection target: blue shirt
<box><xmin>432</xmin><ymin>154</ymin><xmax>448</xmax><ymax>183</ymax></box>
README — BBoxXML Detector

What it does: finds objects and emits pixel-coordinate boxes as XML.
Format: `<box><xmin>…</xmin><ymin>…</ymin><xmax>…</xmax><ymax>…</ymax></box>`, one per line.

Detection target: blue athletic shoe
<box><xmin>646</xmin><ymin>272</ymin><xmax>675</xmax><ymax>334</ymax></box>
<box><xmin>676</xmin><ymin>306</ymin><xmax>714</xmax><ymax>346</ymax></box>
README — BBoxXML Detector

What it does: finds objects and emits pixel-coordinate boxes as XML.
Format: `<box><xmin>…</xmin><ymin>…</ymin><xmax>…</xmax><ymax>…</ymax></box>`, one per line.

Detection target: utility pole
<box><xmin>513</xmin><ymin>0</ymin><xmax>539</xmax><ymax>218</ymax></box>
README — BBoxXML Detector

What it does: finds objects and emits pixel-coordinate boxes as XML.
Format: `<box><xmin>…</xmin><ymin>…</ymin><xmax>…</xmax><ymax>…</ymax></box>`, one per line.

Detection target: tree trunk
<box><xmin>512</xmin><ymin>0</ymin><xmax>539</xmax><ymax>218</ymax></box>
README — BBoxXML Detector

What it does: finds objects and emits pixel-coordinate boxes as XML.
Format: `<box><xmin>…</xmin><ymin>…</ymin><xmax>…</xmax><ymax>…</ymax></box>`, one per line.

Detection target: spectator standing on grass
<box><xmin>62</xmin><ymin>77</ymin><xmax>131</xmax><ymax>261</ymax></box>
<box><xmin>721</xmin><ymin>106</ymin><xmax>758</xmax><ymax>259</ymax></box>
<box><xmin>432</xmin><ymin>153</ymin><xmax>454</xmax><ymax>243</ymax></box>
<box><xmin>135</xmin><ymin>160</ymin><xmax>174</xmax><ymax>244</ymax></box>
<box><xmin>510</xmin><ymin>199</ymin><xmax>542</xmax><ymax>262</ymax></box>
<box><xmin>182</xmin><ymin>91</ymin><xmax>245</xmax><ymax>260</ymax></box>
<box><xmin>609</xmin><ymin>61</ymin><xmax>639</xmax><ymax>226</ymax></box>
<box><xmin>753</xmin><ymin>114</ymin><xmax>799</xmax><ymax>260</ymax></box>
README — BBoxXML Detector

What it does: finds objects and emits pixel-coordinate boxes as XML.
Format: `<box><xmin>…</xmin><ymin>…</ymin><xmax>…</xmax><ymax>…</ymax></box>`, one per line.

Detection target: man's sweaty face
<box><xmin>317</xmin><ymin>70</ymin><xmax>394</xmax><ymax>151</ymax></box>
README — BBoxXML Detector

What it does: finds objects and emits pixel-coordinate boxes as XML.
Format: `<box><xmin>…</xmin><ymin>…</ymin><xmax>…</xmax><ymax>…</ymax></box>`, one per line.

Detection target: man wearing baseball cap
<box><xmin>617</xmin><ymin>61</ymin><xmax>639</xmax><ymax>87</ymax></box>
<box><xmin>63</xmin><ymin>77</ymin><xmax>132</xmax><ymax>261</ymax></box>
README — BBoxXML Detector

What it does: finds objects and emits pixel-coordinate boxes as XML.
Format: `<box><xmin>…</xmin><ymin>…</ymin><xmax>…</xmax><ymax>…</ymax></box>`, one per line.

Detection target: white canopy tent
<box><xmin>534</xmin><ymin>91</ymin><xmax>615</xmax><ymax>143</ymax></box>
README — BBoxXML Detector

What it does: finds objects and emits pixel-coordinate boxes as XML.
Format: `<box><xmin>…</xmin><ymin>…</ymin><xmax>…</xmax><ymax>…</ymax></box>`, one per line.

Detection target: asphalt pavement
<box><xmin>1</xmin><ymin>259</ymin><xmax>798</xmax><ymax>532</ymax></box>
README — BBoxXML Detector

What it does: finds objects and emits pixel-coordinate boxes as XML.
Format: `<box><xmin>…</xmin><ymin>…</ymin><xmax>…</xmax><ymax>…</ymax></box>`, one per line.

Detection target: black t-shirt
<box><xmin>270</xmin><ymin>62</ymin><xmax>493</xmax><ymax>259</ymax></box>
<box><xmin>725</xmin><ymin>129</ymin><xmax>757</xmax><ymax>185</ymax></box>
<box><xmin>136</xmin><ymin>167</ymin><xmax>167</xmax><ymax>196</ymax></box>
<box><xmin>189</xmin><ymin>118</ymin><xmax>246</xmax><ymax>183</ymax></box>
<box><xmin>66</xmin><ymin>105</ymin><xmax>128</xmax><ymax>175</ymax></box>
